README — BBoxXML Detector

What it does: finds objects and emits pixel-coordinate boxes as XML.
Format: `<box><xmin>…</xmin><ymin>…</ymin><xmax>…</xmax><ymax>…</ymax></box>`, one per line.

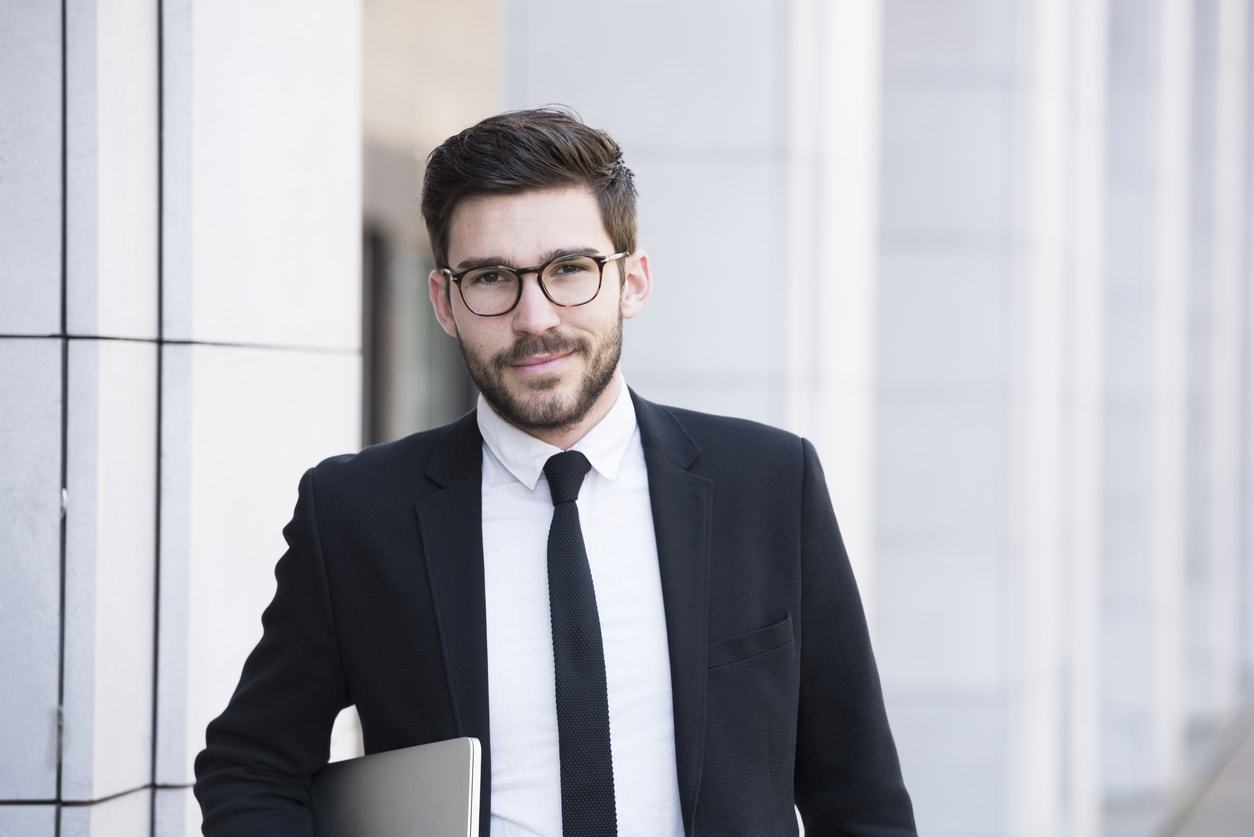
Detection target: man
<box><xmin>195</xmin><ymin>108</ymin><xmax>916</xmax><ymax>836</ymax></box>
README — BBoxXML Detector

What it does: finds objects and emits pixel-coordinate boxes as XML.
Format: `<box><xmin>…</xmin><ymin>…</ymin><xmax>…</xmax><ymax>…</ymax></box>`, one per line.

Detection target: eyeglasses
<box><xmin>442</xmin><ymin>251</ymin><xmax>630</xmax><ymax>317</ymax></box>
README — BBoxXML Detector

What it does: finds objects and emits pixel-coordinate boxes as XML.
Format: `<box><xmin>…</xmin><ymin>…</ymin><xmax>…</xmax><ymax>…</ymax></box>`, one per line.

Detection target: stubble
<box><xmin>458</xmin><ymin>314</ymin><xmax>623</xmax><ymax>434</ymax></box>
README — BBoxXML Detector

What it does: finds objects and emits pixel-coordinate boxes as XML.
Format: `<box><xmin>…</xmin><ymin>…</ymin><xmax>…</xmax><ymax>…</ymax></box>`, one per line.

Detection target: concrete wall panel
<box><xmin>880</xmin><ymin>86</ymin><xmax>1013</xmax><ymax>238</ymax></box>
<box><xmin>157</xmin><ymin>344</ymin><xmax>360</xmax><ymax>784</ymax></box>
<box><xmin>506</xmin><ymin>0</ymin><xmax>786</xmax><ymax>154</ymax></box>
<box><xmin>162</xmin><ymin>0</ymin><xmax>361</xmax><ymax>349</ymax></box>
<box><xmin>155</xmin><ymin>786</ymin><xmax>199</xmax><ymax>837</ymax></box>
<box><xmin>61</xmin><ymin>789</ymin><xmax>151</xmax><ymax>837</ymax></box>
<box><xmin>62</xmin><ymin>339</ymin><xmax>157</xmax><ymax>800</ymax></box>
<box><xmin>0</xmin><ymin>2</ymin><xmax>62</xmax><ymax>335</ymax></box>
<box><xmin>0</xmin><ymin>338</ymin><xmax>63</xmax><ymax>799</ymax></box>
<box><xmin>884</xmin><ymin>0</ymin><xmax>1013</xmax><ymax>77</ymax></box>
<box><xmin>65</xmin><ymin>0</ymin><xmax>159</xmax><ymax>339</ymax></box>
<box><xmin>0</xmin><ymin>805</ymin><xmax>56</xmax><ymax>837</ymax></box>
<box><xmin>622</xmin><ymin>159</ymin><xmax>787</xmax><ymax>390</ymax></box>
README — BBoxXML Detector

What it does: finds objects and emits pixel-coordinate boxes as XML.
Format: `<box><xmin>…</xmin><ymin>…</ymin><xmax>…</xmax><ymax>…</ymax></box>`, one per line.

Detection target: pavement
<box><xmin>1166</xmin><ymin>707</ymin><xmax>1254</xmax><ymax>837</ymax></box>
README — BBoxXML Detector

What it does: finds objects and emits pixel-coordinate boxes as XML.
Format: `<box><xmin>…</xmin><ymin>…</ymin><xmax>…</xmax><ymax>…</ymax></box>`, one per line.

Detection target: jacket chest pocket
<box><xmin>700</xmin><ymin>612</ymin><xmax>799</xmax><ymax>833</ymax></box>
<box><xmin>708</xmin><ymin>613</ymin><xmax>793</xmax><ymax>669</ymax></box>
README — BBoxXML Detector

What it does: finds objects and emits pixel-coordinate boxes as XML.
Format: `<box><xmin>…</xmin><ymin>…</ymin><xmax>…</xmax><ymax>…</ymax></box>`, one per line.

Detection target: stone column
<box><xmin>155</xmin><ymin>2</ymin><xmax>361</xmax><ymax>834</ymax></box>
<box><xmin>60</xmin><ymin>2</ymin><xmax>161</xmax><ymax>830</ymax></box>
<box><xmin>0</xmin><ymin>0</ymin><xmax>70</xmax><ymax>831</ymax></box>
<box><xmin>1246</xmin><ymin>0</ymin><xmax>1254</xmax><ymax>694</ymax></box>
<box><xmin>0</xmin><ymin>1</ymin><xmax>361</xmax><ymax>834</ymax></box>
<box><xmin>1101</xmin><ymin>0</ymin><xmax>1191</xmax><ymax>816</ymax></box>
<box><xmin>1060</xmin><ymin>2</ymin><xmax>1109</xmax><ymax>835</ymax></box>
<box><xmin>784</xmin><ymin>0</ymin><xmax>883</xmax><ymax>603</ymax></box>
<box><xmin>1183</xmin><ymin>0</ymin><xmax>1247</xmax><ymax>730</ymax></box>
<box><xmin>873</xmin><ymin>1</ymin><xmax>1103</xmax><ymax>834</ymax></box>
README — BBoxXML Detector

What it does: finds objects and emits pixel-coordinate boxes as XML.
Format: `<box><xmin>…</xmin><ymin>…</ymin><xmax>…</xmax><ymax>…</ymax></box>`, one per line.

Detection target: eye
<box><xmin>548</xmin><ymin>257</ymin><xmax>596</xmax><ymax>277</ymax></box>
<box><xmin>466</xmin><ymin>269</ymin><xmax>511</xmax><ymax>287</ymax></box>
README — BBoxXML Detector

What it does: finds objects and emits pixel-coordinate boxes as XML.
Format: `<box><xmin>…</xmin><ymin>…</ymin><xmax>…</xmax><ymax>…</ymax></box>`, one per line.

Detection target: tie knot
<box><xmin>544</xmin><ymin>450</ymin><xmax>592</xmax><ymax>505</ymax></box>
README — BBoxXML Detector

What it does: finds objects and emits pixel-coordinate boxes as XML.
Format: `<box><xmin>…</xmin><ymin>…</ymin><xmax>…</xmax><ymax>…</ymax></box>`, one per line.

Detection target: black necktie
<box><xmin>544</xmin><ymin>450</ymin><xmax>618</xmax><ymax>836</ymax></box>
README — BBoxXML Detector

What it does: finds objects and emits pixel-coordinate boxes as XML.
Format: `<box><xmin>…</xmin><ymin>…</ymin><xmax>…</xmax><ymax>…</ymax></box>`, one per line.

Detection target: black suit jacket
<box><xmin>194</xmin><ymin>393</ymin><xmax>916</xmax><ymax>836</ymax></box>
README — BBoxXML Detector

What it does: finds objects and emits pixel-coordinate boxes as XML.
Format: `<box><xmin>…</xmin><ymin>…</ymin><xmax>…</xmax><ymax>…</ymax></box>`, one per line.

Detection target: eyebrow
<box><xmin>453</xmin><ymin>246</ymin><xmax>602</xmax><ymax>271</ymax></box>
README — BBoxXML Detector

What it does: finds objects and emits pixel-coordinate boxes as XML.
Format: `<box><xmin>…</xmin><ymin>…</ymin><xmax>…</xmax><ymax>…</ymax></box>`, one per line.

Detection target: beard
<box><xmin>458</xmin><ymin>314</ymin><xmax>623</xmax><ymax>434</ymax></box>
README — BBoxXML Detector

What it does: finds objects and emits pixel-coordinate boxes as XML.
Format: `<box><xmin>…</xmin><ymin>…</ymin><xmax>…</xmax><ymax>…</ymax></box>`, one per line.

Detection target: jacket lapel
<box><xmin>415</xmin><ymin>397</ymin><xmax>712</xmax><ymax>834</ymax></box>
<box><xmin>413</xmin><ymin>411</ymin><xmax>493</xmax><ymax>835</ymax></box>
<box><xmin>632</xmin><ymin>392</ymin><xmax>711</xmax><ymax>834</ymax></box>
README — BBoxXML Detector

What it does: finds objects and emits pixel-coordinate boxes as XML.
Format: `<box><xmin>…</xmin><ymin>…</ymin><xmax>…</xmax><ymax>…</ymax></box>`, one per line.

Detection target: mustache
<box><xmin>494</xmin><ymin>333</ymin><xmax>589</xmax><ymax>368</ymax></box>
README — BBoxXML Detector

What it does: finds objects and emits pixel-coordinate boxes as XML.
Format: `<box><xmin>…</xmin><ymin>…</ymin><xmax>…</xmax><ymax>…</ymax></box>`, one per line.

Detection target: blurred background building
<box><xmin>2</xmin><ymin>0</ymin><xmax>1253</xmax><ymax>835</ymax></box>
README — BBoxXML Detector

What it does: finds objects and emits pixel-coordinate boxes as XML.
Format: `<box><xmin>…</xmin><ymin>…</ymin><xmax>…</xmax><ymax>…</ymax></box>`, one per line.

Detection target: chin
<box><xmin>510</xmin><ymin>390</ymin><xmax>583</xmax><ymax>430</ymax></box>
<box><xmin>463</xmin><ymin>321</ymin><xmax>622</xmax><ymax>436</ymax></box>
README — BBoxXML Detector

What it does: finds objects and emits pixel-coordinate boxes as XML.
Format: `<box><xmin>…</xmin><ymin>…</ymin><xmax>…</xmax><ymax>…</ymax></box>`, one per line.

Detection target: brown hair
<box><xmin>421</xmin><ymin>107</ymin><xmax>638</xmax><ymax>269</ymax></box>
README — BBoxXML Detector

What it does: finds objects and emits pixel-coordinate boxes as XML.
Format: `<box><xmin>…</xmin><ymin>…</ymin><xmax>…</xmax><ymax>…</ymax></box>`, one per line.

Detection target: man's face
<box><xmin>428</xmin><ymin>186</ymin><xmax>650</xmax><ymax>439</ymax></box>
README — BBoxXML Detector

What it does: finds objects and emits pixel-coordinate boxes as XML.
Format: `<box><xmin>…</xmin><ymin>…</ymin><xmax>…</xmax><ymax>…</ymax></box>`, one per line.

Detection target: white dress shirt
<box><xmin>478</xmin><ymin>378</ymin><xmax>684</xmax><ymax>837</ymax></box>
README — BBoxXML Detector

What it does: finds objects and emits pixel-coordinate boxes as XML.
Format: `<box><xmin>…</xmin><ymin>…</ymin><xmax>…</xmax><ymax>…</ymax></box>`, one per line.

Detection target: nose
<box><xmin>510</xmin><ymin>271</ymin><xmax>561</xmax><ymax>335</ymax></box>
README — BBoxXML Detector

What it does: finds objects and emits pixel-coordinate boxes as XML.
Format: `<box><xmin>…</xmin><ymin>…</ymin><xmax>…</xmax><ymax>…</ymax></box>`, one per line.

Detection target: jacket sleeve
<box><xmin>793</xmin><ymin>439</ymin><xmax>918</xmax><ymax>836</ymax></box>
<box><xmin>194</xmin><ymin>467</ymin><xmax>351</xmax><ymax>837</ymax></box>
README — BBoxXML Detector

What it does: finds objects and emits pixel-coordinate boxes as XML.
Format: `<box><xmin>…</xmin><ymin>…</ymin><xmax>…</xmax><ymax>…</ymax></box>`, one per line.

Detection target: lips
<box><xmin>494</xmin><ymin>334</ymin><xmax>588</xmax><ymax>378</ymax></box>
<box><xmin>511</xmin><ymin>351</ymin><xmax>574</xmax><ymax>375</ymax></box>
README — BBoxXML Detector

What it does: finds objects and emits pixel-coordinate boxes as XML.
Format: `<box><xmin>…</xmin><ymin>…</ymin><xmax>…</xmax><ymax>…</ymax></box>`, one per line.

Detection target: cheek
<box><xmin>580</xmin><ymin>296</ymin><xmax>623</xmax><ymax>328</ymax></box>
<box><xmin>456</xmin><ymin>318</ymin><xmax>511</xmax><ymax>354</ymax></box>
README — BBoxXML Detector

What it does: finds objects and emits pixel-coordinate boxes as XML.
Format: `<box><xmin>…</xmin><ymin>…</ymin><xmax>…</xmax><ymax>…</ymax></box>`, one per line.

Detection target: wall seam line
<box><xmin>150</xmin><ymin>0</ymin><xmax>166</xmax><ymax>833</ymax></box>
<box><xmin>54</xmin><ymin>0</ymin><xmax>68</xmax><ymax>833</ymax></box>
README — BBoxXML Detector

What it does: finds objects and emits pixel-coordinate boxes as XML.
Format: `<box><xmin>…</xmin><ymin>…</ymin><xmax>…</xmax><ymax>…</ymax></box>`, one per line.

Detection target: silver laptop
<box><xmin>311</xmin><ymin>737</ymin><xmax>481</xmax><ymax>837</ymax></box>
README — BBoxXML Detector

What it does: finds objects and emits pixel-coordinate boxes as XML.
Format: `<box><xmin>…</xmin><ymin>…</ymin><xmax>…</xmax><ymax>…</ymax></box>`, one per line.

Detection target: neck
<box><xmin>525</xmin><ymin>373</ymin><xmax>623</xmax><ymax>450</ymax></box>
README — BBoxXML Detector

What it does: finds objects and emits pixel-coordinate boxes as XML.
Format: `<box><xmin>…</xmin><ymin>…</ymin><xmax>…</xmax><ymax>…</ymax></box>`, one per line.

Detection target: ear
<box><xmin>428</xmin><ymin>269</ymin><xmax>459</xmax><ymax>338</ymax></box>
<box><xmin>619</xmin><ymin>250</ymin><xmax>652</xmax><ymax>321</ymax></box>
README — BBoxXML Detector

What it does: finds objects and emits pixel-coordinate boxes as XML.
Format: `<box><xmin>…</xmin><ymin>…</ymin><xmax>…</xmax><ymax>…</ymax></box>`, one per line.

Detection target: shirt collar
<box><xmin>476</xmin><ymin>376</ymin><xmax>638</xmax><ymax>491</ymax></box>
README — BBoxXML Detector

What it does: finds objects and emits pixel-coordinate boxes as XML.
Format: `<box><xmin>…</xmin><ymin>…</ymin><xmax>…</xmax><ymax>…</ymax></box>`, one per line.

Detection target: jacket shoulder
<box><xmin>640</xmin><ymin>398</ymin><xmax>809</xmax><ymax>477</ymax></box>
<box><xmin>656</xmin><ymin>402</ymin><xmax>800</xmax><ymax>445</ymax></box>
<box><xmin>305</xmin><ymin>410</ymin><xmax>477</xmax><ymax>497</ymax></box>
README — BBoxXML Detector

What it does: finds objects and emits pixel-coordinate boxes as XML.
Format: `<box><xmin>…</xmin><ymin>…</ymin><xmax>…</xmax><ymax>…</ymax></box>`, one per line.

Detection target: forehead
<box><xmin>446</xmin><ymin>186</ymin><xmax>612</xmax><ymax>266</ymax></box>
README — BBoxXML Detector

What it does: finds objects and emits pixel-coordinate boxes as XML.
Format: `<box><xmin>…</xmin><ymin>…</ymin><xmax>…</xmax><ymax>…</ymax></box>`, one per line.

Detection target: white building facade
<box><xmin>3</xmin><ymin>1</ymin><xmax>1254</xmax><ymax>835</ymax></box>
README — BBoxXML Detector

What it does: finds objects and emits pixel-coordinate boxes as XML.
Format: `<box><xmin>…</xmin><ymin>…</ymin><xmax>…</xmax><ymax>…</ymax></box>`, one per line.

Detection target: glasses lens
<box><xmin>459</xmin><ymin>267</ymin><xmax>520</xmax><ymax>315</ymax></box>
<box><xmin>541</xmin><ymin>255</ymin><xmax>602</xmax><ymax>305</ymax></box>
